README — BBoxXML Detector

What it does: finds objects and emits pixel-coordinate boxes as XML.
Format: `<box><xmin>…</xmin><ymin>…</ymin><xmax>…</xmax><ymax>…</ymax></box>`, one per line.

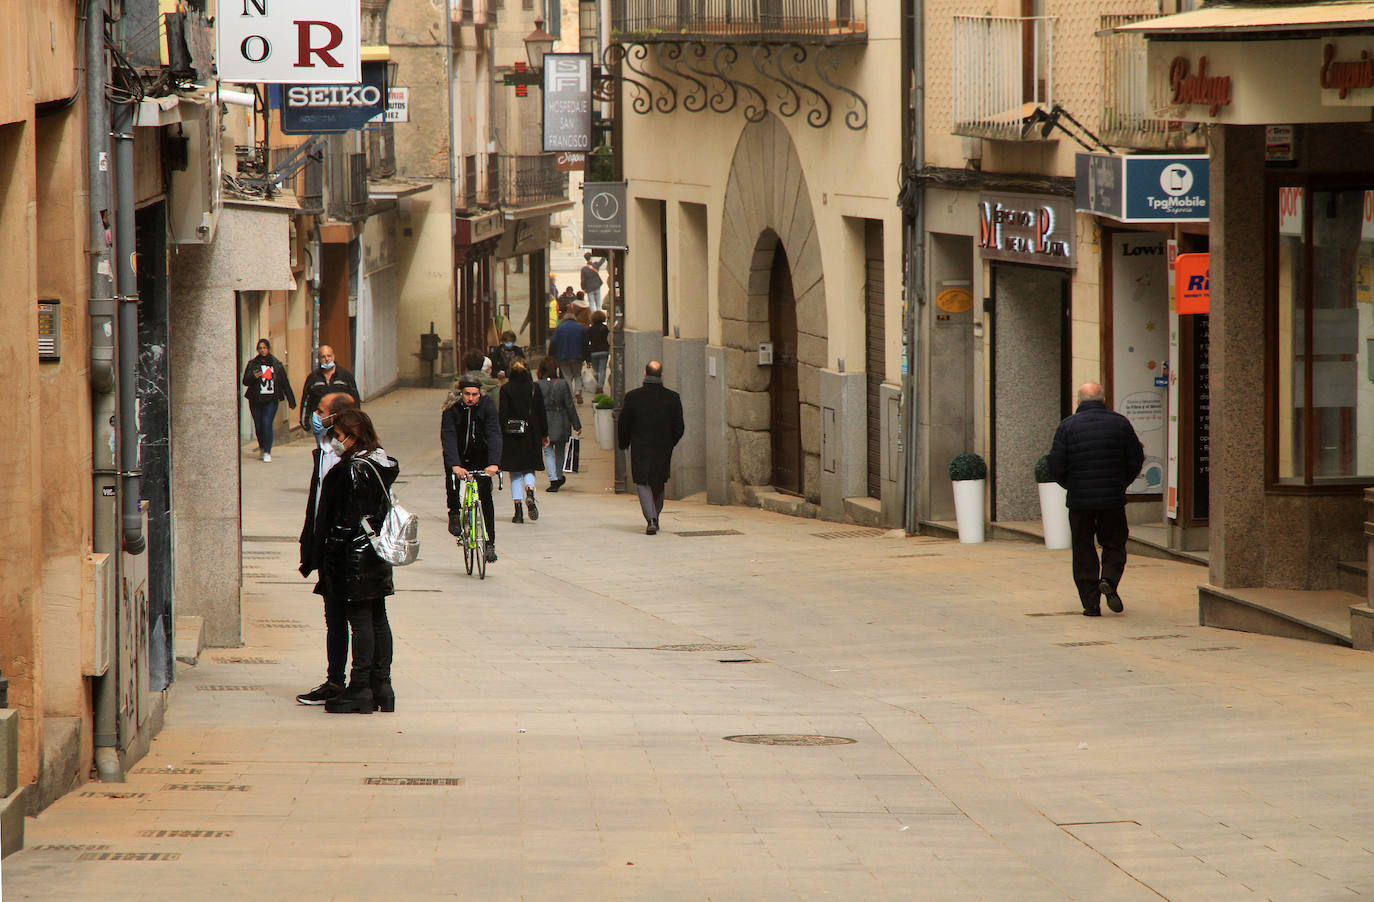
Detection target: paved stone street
<box><xmin>6</xmin><ymin>387</ymin><xmax>1374</xmax><ymax>901</ymax></box>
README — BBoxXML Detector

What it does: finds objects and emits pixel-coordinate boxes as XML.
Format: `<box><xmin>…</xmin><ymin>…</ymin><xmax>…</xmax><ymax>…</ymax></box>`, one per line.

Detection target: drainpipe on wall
<box><xmin>113</xmin><ymin>97</ymin><xmax>145</xmax><ymax>556</ymax></box>
<box><xmin>901</xmin><ymin>0</ymin><xmax>926</xmax><ymax>534</ymax></box>
<box><xmin>85</xmin><ymin>0</ymin><xmax>123</xmax><ymax>783</ymax></box>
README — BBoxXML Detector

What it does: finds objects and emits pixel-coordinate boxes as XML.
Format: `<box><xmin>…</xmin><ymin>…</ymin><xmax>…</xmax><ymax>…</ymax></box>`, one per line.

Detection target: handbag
<box><xmin>503</xmin><ymin>418</ymin><xmax>528</xmax><ymax>435</ymax></box>
<box><xmin>563</xmin><ymin>436</ymin><xmax>581</xmax><ymax>473</ymax></box>
<box><xmin>358</xmin><ymin>458</ymin><xmax>420</xmax><ymax>566</ymax></box>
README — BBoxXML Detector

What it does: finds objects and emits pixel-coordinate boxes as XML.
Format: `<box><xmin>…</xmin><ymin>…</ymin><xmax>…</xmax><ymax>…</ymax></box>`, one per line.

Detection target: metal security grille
<box><xmin>865</xmin><ymin>220</ymin><xmax>884</xmax><ymax>498</ymax></box>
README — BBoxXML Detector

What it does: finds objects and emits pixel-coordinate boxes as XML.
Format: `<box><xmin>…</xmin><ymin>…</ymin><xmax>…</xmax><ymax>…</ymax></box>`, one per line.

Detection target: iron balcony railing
<box><xmin>494</xmin><ymin>153</ymin><xmax>568</xmax><ymax>208</ymax></box>
<box><xmin>1099</xmin><ymin>14</ymin><xmax>1205</xmax><ymax>151</ymax></box>
<box><xmin>460</xmin><ymin>154</ymin><xmax>480</xmax><ymax>211</ymax></box>
<box><xmin>611</xmin><ymin>0</ymin><xmax>866</xmax><ymax>43</ymax></box>
<box><xmin>952</xmin><ymin>15</ymin><xmax>1055</xmax><ymax>141</ymax></box>
<box><xmin>325</xmin><ymin>136</ymin><xmax>370</xmax><ymax>221</ymax></box>
<box><xmin>366</xmin><ymin>122</ymin><xmax>396</xmax><ymax>181</ymax></box>
<box><xmin>347</xmin><ymin>152</ymin><xmax>369</xmax><ymax>219</ymax></box>
<box><xmin>269</xmin><ymin>145</ymin><xmax>324</xmax><ymax>214</ymax></box>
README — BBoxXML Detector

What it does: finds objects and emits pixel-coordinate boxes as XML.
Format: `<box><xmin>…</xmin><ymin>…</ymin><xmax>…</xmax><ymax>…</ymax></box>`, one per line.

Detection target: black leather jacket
<box><xmin>299</xmin><ymin>450</ymin><xmax>398</xmax><ymax>600</ymax></box>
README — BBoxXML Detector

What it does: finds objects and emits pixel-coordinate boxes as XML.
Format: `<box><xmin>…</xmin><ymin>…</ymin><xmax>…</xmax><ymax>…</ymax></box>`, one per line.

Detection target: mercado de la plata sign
<box><xmin>978</xmin><ymin>192</ymin><xmax>1076</xmax><ymax>268</ymax></box>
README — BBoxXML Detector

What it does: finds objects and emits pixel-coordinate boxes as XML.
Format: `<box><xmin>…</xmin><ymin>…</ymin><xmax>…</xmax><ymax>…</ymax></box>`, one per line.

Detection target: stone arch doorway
<box><xmin>718</xmin><ymin>116</ymin><xmax>827</xmax><ymax>504</ymax></box>
<box><xmin>769</xmin><ymin>241</ymin><xmax>802</xmax><ymax>494</ymax></box>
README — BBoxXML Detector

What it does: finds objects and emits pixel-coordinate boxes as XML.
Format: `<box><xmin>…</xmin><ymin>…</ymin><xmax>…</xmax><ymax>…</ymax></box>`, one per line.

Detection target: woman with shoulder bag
<box><xmin>498</xmin><ymin>359</ymin><xmax>549</xmax><ymax>523</ymax></box>
<box><xmin>241</xmin><ymin>338</ymin><xmax>296</xmax><ymax>462</ymax></box>
<box><xmin>536</xmin><ymin>356</ymin><xmax>581</xmax><ymax>492</ymax></box>
<box><xmin>298</xmin><ymin>408</ymin><xmax>399</xmax><ymax>713</ymax></box>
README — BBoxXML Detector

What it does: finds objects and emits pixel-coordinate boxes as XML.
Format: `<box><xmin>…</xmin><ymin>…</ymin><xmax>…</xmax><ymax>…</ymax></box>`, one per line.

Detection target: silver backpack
<box><xmin>359</xmin><ymin>458</ymin><xmax>420</xmax><ymax>566</ymax></box>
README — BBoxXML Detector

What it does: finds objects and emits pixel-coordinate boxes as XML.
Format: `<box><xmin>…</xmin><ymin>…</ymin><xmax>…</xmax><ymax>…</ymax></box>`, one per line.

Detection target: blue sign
<box><xmin>1075</xmin><ymin>153</ymin><xmax>1210</xmax><ymax>223</ymax></box>
<box><xmin>274</xmin><ymin>61</ymin><xmax>387</xmax><ymax>135</ymax></box>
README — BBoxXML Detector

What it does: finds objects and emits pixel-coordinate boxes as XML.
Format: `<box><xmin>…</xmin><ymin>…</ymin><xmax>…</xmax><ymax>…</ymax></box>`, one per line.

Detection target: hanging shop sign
<box><xmin>455</xmin><ymin>210</ymin><xmax>503</xmax><ymax>247</ymax></box>
<box><xmin>383</xmin><ymin>88</ymin><xmax>409</xmax><ymax>123</ymax></box>
<box><xmin>217</xmin><ymin>0</ymin><xmax>361</xmax><ymax>85</ymax></box>
<box><xmin>543</xmin><ymin>53</ymin><xmax>593</xmax><ymax>153</ymax></box>
<box><xmin>274</xmin><ymin>61</ymin><xmax>386</xmax><ymax>134</ymax></box>
<box><xmin>977</xmin><ymin>192</ymin><xmax>1075</xmax><ymax>268</ymax></box>
<box><xmin>1175</xmin><ymin>253</ymin><xmax>1210</xmax><ymax>315</ymax></box>
<box><xmin>1075</xmin><ymin>153</ymin><xmax>1210</xmax><ymax>223</ymax></box>
<box><xmin>582</xmin><ymin>181</ymin><xmax>627</xmax><ymax>250</ymax></box>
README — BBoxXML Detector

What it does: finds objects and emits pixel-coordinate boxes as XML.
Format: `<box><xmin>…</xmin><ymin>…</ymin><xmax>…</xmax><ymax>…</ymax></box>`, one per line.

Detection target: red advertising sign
<box><xmin>1175</xmin><ymin>253</ymin><xmax>1210</xmax><ymax>314</ymax></box>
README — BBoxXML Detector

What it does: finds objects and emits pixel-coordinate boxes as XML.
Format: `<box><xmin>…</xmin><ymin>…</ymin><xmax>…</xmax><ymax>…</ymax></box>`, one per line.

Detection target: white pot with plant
<box><xmin>1034</xmin><ymin>454</ymin><xmax>1071</xmax><ymax>550</ymax></box>
<box><xmin>949</xmin><ymin>452</ymin><xmax>987</xmax><ymax>544</ymax></box>
<box><xmin>592</xmin><ymin>394</ymin><xmax>616</xmax><ymax>449</ymax></box>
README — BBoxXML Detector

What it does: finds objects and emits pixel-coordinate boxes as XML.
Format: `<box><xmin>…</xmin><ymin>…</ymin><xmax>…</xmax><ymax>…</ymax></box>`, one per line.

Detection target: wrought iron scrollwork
<box><xmin>682</xmin><ymin>43</ymin><xmax>733</xmax><ymax>116</ymax></box>
<box><xmin>777</xmin><ymin>44</ymin><xmax>831</xmax><ymax>129</ymax></box>
<box><xmin>815</xmin><ymin>46</ymin><xmax>868</xmax><ymax>131</ymax></box>
<box><xmin>623</xmin><ymin>43</ymin><xmax>678</xmax><ymax>114</ymax></box>
<box><xmin>657</xmin><ymin>43</ymin><xmax>708</xmax><ymax>113</ymax></box>
<box><xmin>753</xmin><ymin>45</ymin><xmax>800</xmax><ymax>119</ymax></box>
<box><xmin>602</xmin><ymin>44</ymin><xmax>653</xmax><ymax>114</ymax></box>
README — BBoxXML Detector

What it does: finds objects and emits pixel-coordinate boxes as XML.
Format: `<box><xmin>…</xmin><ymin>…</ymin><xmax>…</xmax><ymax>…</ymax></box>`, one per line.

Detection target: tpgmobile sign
<box><xmin>218</xmin><ymin>0</ymin><xmax>361</xmax><ymax>85</ymax></box>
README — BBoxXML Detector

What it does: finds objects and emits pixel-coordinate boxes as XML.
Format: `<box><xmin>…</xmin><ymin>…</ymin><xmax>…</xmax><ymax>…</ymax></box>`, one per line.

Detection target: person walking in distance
<box><xmin>295</xmin><ymin>391</ymin><xmax>358</xmax><ymax>706</ymax></box>
<box><xmin>1048</xmin><ymin>382</ymin><xmax>1145</xmax><ymax>617</ymax></box>
<box><xmin>618</xmin><ymin>361</ymin><xmax>684</xmax><ymax>535</ymax></box>
<box><xmin>581</xmin><ymin>251</ymin><xmax>606</xmax><ymax>309</ymax></box>
<box><xmin>241</xmin><ymin>338</ymin><xmax>296</xmax><ymax>462</ymax></box>
<box><xmin>299</xmin><ymin>345</ymin><xmax>360</xmax><ymax>448</ymax></box>
<box><xmin>536</xmin><ymin>355</ymin><xmax>580</xmax><ymax>492</ymax></box>
<box><xmin>299</xmin><ymin>408</ymin><xmax>399</xmax><ymax>713</ymax></box>
<box><xmin>549</xmin><ymin>309</ymin><xmax>590</xmax><ymax>404</ymax></box>
<box><xmin>587</xmin><ymin>310</ymin><xmax>610</xmax><ymax>396</ymax></box>
<box><xmin>440</xmin><ymin>377</ymin><xmax>502</xmax><ymax>563</ymax></box>
<box><xmin>498</xmin><ymin>359</ymin><xmax>549</xmax><ymax>523</ymax></box>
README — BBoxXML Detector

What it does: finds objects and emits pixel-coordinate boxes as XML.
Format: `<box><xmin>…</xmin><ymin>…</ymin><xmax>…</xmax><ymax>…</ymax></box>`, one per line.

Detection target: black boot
<box><xmin>526</xmin><ymin>490</ymin><xmax>539</xmax><ymax>521</ymax></box>
<box><xmin>371</xmin><ymin>678</ymin><xmax>395</xmax><ymax>713</ymax></box>
<box><xmin>324</xmin><ymin>680</ymin><xmax>374</xmax><ymax>714</ymax></box>
<box><xmin>447</xmin><ymin>510</ymin><xmax>462</xmax><ymax>537</ymax></box>
<box><xmin>512</xmin><ymin>502</ymin><xmax>524</xmax><ymax>523</ymax></box>
<box><xmin>484</xmin><ymin>540</ymin><xmax>497</xmax><ymax>563</ymax></box>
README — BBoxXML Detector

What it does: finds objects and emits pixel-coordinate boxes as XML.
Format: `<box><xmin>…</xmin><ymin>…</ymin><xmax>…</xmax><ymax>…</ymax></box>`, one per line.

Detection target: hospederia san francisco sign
<box><xmin>218</xmin><ymin>0</ymin><xmax>361</xmax><ymax>85</ymax></box>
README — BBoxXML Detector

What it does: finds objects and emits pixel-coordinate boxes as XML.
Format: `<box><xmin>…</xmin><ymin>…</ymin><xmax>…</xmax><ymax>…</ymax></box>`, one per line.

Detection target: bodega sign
<box><xmin>978</xmin><ymin>192</ymin><xmax>1076</xmax><ymax>268</ymax></box>
<box><xmin>218</xmin><ymin>0</ymin><xmax>361</xmax><ymax>85</ymax></box>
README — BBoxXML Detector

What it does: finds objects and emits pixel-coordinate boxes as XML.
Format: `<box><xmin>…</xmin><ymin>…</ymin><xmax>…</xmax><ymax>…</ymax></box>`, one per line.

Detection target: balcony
<box><xmin>1099</xmin><ymin>14</ymin><xmax>1205</xmax><ymax>151</ymax></box>
<box><xmin>611</xmin><ymin>0</ymin><xmax>866</xmax><ymax>45</ymax></box>
<box><xmin>493</xmin><ymin>153</ymin><xmax>569</xmax><ymax>209</ymax></box>
<box><xmin>952</xmin><ymin>15</ymin><xmax>1054</xmax><ymax>142</ymax></box>
<box><xmin>269</xmin><ymin>145</ymin><xmax>325</xmax><ymax>215</ymax></box>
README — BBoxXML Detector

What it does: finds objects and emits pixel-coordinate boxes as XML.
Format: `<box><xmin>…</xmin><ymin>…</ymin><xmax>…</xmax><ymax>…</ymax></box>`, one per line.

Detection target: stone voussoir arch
<box><xmin>716</xmin><ymin>114</ymin><xmax>827</xmax><ymax>504</ymax></box>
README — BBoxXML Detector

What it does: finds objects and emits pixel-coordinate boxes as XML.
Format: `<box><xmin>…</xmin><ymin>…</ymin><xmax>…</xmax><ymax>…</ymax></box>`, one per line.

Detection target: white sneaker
<box><xmin>262</xmin><ymin>452</ymin><xmax>272</xmax><ymax>462</ymax></box>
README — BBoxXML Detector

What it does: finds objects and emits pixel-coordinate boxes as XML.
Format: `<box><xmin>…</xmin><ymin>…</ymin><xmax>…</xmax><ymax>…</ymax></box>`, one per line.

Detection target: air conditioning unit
<box><xmin>169</xmin><ymin>95</ymin><xmax>222</xmax><ymax>244</ymax></box>
<box><xmin>81</xmin><ymin>552</ymin><xmax>112</xmax><ymax>676</ymax></box>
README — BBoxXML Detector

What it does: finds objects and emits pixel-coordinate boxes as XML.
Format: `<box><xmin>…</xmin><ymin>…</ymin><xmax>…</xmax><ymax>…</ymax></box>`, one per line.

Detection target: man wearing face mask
<box><xmin>296</xmin><ymin>392</ymin><xmax>359</xmax><ymax>705</ymax></box>
<box><xmin>299</xmin><ymin>345</ymin><xmax>361</xmax><ymax>448</ymax></box>
<box><xmin>490</xmin><ymin>330</ymin><xmax>525</xmax><ymax>380</ymax></box>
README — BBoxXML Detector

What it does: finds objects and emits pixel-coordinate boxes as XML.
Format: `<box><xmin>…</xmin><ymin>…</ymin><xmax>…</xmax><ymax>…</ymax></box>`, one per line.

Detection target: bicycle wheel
<box><xmin>474</xmin><ymin>508</ymin><xmax>487</xmax><ymax>580</ymax></box>
<box><xmin>461</xmin><ymin>514</ymin><xmax>474</xmax><ymax>575</ymax></box>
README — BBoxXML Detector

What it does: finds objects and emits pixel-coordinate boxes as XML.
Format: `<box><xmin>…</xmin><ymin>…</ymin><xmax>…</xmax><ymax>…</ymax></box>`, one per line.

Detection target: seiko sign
<box><xmin>276</xmin><ymin>62</ymin><xmax>387</xmax><ymax>134</ymax></box>
<box><xmin>217</xmin><ymin>0</ymin><xmax>361</xmax><ymax>85</ymax></box>
<box><xmin>286</xmin><ymin>85</ymin><xmax>382</xmax><ymax>107</ymax></box>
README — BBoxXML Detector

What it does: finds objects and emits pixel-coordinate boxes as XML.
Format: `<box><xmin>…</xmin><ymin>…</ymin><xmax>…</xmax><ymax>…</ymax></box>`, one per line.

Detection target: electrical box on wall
<box><xmin>758</xmin><ymin>342</ymin><xmax>774</xmax><ymax>366</ymax></box>
<box><xmin>82</xmin><ymin>552</ymin><xmax>112</xmax><ymax>676</ymax></box>
<box><xmin>38</xmin><ymin>299</ymin><xmax>61</xmax><ymax>361</ymax></box>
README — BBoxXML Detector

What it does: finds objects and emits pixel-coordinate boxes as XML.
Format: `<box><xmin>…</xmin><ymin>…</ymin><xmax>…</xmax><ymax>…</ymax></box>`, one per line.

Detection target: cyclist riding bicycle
<box><xmin>441</xmin><ymin>377</ymin><xmax>503</xmax><ymax>563</ymax></box>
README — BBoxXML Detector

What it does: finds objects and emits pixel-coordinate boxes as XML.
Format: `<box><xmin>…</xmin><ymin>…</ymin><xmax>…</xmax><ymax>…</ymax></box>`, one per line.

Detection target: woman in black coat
<box><xmin>536</xmin><ymin>355</ymin><xmax>581</xmax><ymax>491</ymax></box>
<box><xmin>241</xmin><ymin>338</ymin><xmax>296</xmax><ymax>462</ymax></box>
<box><xmin>299</xmin><ymin>408</ymin><xmax>399</xmax><ymax>714</ymax></box>
<box><xmin>497</xmin><ymin>359</ymin><xmax>549</xmax><ymax>524</ymax></box>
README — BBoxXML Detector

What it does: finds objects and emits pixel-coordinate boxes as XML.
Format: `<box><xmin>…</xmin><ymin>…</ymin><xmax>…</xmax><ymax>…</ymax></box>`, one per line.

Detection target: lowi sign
<box><xmin>218</xmin><ymin>0</ymin><xmax>361</xmax><ymax>85</ymax></box>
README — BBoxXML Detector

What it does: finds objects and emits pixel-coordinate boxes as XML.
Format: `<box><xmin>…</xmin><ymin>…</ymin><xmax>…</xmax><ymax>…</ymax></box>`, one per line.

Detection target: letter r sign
<box><xmin>217</xmin><ymin>0</ymin><xmax>360</xmax><ymax>84</ymax></box>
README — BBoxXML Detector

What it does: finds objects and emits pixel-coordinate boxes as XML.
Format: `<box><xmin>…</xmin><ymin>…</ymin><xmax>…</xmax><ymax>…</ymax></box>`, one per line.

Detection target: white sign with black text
<box><xmin>217</xmin><ymin>0</ymin><xmax>361</xmax><ymax>85</ymax></box>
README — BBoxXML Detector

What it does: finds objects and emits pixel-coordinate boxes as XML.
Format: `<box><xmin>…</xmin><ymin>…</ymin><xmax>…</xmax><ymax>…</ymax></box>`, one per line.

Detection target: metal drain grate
<box><xmin>655</xmin><ymin>643</ymin><xmax>753</xmax><ymax>652</ymax></box>
<box><xmin>133</xmin><ymin>767</ymin><xmax>202</xmax><ymax>775</ymax></box>
<box><xmin>1189</xmin><ymin>646</ymin><xmax>1240</xmax><ymax>652</ymax></box>
<box><xmin>675</xmin><ymin>529</ymin><xmax>743</xmax><ymax>537</ymax></box>
<box><xmin>195</xmin><ymin>685</ymin><xmax>264</xmax><ymax>692</ymax></box>
<box><xmin>78</xmin><ymin>852</ymin><xmax>181</xmax><ymax>861</ymax></box>
<box><xmin>241</xmin><ymin>535</ymin><xmax>298</xmax><ymax>543</ymax></box>
<box><xmin>723</xmin><ymin>734</ymin><xmax>857</xmax><ymax>746</ymax></box>
<box><xmin>1129</xmin><ymin>634</ymin><xmax>1187</xmax><ymax>641</ymax></box>
<box><xmin>254</xmin><ymin>620</ymin><xmax>308</xmax><ymax>629</ymax></box>
<box><xmin>138</xmin><ymin>830</ymin><xmax>233</xmax><ymax>838</ymax></box>
<box><xmin>1026</xmin><ymin>611</ymin><xmax>1084</xmax><ymax>617</ymax></box>
<box><xmin>1058</xmin><ymin>640</ymin><xmax>1114</xmax><ymax>647</ymax></box>
<box><xmin>812</xmin><ymin>528</ymin><xmax>887</xmax><ymax>540</ymax></box>
<box><xmin>893</xmin><ymin>552</ymin><xmax>943</xmax><ymax>558</ymax></box>
<box><xmin>80</xmin><ymin>791</ymin><xmax>146</xmax><ymax>799</ymax></box>
<box><xmin>213</xmin><ymin>657</ymin><xmax>278</xmax><ymax>665</ymax></box>
<box><xmin>30</xmin><ymin>844</ymin><xmax>112</xmax><ymax>852</ymax></box>
<box><xmin>363</xmin><ymin>777</ymin><xmax>464</xmax><ymax>786</ymax></box>
<box><xmin>162</xmin><ymin>784</ymin><xmax>250</xmax><ymax>792</ymax></box>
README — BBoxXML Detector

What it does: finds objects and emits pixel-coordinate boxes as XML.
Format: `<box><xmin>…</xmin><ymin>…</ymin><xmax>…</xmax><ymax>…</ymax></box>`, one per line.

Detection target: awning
<box><xmin>1116</xmin><ymin>3</ymin><xmax>1374</xmax><ymax>38</ymax></box>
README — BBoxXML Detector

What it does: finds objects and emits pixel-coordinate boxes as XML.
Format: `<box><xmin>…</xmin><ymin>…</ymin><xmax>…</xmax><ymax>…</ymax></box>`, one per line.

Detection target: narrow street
<box><xmin>6</xmin><ymin>387</ymin><xmax>1374</xmax><ymax>901</ymax></box>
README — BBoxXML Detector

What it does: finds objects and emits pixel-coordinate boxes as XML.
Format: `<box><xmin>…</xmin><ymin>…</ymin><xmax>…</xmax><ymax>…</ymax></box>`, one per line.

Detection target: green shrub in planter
<box><xmin>1034</xmin><ymin>454</ymin><xmax>1053</xmax><ymax>483</ymax></box>
<box><xmin>948</xmin><ymin>452</ymin><xmax>987</xmax><ymax>481</ymax></box>
<box><xmin>593</xmin><ymin>393</ymin><xmax>615</xmax><ymax>409</ymax></box>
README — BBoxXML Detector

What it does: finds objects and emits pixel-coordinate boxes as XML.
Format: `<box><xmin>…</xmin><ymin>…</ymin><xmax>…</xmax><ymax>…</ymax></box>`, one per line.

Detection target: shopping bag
<box><xmin>581</xmin><ymin>363</ymin><xmax>599</xmax><ymax>396</ymax></box>
<box><xmin>563</xmin><ymin>436</ymin><xmax>581</xmax><ymax>474</ymax></box>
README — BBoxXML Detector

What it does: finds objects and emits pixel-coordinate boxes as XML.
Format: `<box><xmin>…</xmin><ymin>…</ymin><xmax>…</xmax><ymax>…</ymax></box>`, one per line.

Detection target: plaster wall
<box><xmin>394</xmin><ymin>195</ymin><xmax>456</xmax><ymax>384</ymax></box>
<box><xmin>661</xmin><ymin>338</ymin><xmax>706</xmax><ymax>500</ymax></box>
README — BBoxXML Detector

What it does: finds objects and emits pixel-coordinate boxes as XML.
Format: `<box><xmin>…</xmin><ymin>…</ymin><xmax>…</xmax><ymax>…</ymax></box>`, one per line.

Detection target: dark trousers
<box><xmin>447</xmin><ymin>472</ymin><xmax>495</xmax><ymax>541</ymax></box>
<box><xmin>346</xmin><ymin>597</ymin><xmax>392</xmax><ymax>687</ymax></box>
<box><xmin>636</xmin><ymin>481</ymin><xmax>665</xmax><ymax>522</ymax></box>
<box><xmin>249</xmin><ymin>400</ymin><xmax>279</xmax><ymax>453</ymax></box>
<box><xmin>1069</xmin><ymin>507</ymin><xmax>1129</xmax><ymax>609</ymax></box>
<box><xmin>323</xmin><ymin>593</ymin><xmax>348</xmax><ymax>686</ymax></box>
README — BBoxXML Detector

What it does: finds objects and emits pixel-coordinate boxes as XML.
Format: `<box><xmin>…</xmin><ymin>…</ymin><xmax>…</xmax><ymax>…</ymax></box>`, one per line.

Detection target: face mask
<box><xmin>310</xmin><ymin>412</ymin><xmax>325</xmax><ymax>434</ymax></box>
<box><xmin>321</xmin><ymin>361</ymin><xmax>335</xmax><ymax>371</ymax></box>
<box><xmin>503</xmin><ymin>342</ymin><xmax>514</xmax><ymax>348</ymax></box>
<box><xmin>328</xmin><ymin>437</ymin><xmax>347</xmax><ymax>456</ymax></box>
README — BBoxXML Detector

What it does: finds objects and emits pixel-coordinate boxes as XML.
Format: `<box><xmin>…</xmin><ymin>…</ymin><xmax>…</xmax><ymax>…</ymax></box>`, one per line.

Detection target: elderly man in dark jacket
<box><xmin>618</xmin><ymin>361</ymin><xmax>685</xmax><ymax>535</ymax></box>
<box><xmin>1048</xmin><ymin>382</ymin><xmax>1145</xmax><ymax>616</ymax></box>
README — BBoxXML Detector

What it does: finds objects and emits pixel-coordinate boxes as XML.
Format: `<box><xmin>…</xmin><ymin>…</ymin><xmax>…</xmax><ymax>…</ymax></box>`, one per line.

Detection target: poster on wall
<box><xmin>1112</xmin><ymin>232</ymin><xmax>1169</xmax><ymax>495</ymax></box>
<box><xmin>1166</xmin><ymin>240</ymin><xmax>1180</xmax><ymax>519</ymax></box>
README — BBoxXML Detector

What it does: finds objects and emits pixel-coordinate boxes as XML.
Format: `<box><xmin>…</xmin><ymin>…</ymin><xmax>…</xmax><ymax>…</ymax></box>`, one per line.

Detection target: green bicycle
<box><xmin>452</xmin><ymin>473</ymin><xmax>488</xmax><ymax>579</ymax></box>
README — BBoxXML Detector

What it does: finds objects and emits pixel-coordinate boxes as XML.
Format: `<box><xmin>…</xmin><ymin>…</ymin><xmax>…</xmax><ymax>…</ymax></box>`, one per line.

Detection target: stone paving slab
<box><xmin>7</xmin><ymin>387</ymin><xmax>1374</xmax><ymax>900</ymax></box>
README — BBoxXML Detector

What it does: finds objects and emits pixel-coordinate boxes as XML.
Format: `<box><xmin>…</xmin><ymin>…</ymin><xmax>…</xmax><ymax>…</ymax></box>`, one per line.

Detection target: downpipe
<box><xmin>113</xmin><ymin>97</ymin><xmax>144</xmax><ymax>555</ymax></box>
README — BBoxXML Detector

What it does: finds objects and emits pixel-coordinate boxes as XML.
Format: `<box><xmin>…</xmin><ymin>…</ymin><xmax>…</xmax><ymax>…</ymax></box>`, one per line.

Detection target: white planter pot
<box><xmin>1037</xmin><ymin>482</ymin><xmax>1071</xmax><ymax>550</ymax></box>
<box><xmin>952</xmin><ymin>478</ymin><xmax>985</xmax><ymax>544</ymax></box>
<box><xmin>594</xmin><ymin>407</ymin><xmax>616</xmax><ymax>450</ymax></box>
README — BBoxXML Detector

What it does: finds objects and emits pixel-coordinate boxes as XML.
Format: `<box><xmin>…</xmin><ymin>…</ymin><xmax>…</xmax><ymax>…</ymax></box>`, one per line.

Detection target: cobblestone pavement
<box><xmin>6</xmin><ymin>387</ymin><xmax>1374</xmax><ymax>901</ymax></box>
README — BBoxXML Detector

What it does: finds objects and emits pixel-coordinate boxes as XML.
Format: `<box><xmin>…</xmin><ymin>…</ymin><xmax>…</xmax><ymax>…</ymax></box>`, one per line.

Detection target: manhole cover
<box><xmin>675</xmin><ymin>529</ymin><xmax>744</xmax><ymax>537</ymax></box>
<box><xmin>363</xmin><ymin>777</ymin><xmax>464</xmax><ymax>786</ymax></box>
<box><xmin>812</xmin><ymin>528</ymin><xmax>887</xmax><ymax>540</ymax></box>
<box><xmin>655</xmin><ymin>643</ymin><xmax>753</xmax><ymax>652</ymax></box>
<box><xmin>723</xmin><ymin>734</ymin><xmax>857</xmax><ymax>746</ymax></box>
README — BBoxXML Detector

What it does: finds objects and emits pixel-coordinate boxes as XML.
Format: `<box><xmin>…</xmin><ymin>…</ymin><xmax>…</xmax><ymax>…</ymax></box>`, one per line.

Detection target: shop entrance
<box><xmin>769</xmin><ymin>243</ymin><xmax>803</xmax><ymax>495</ymax></box>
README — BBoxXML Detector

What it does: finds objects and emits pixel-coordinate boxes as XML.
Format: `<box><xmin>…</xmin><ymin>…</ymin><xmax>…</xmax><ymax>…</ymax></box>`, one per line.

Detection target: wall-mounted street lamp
<box><xmin>524</xmin><ymin>18</ymin><xmax>556</xmax><ymax>71</ymax></box>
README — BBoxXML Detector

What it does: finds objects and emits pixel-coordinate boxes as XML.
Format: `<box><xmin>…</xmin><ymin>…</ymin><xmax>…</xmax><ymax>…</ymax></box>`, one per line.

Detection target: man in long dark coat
<box><xmin>618</xmin><ymin>361</ymin><xmax>685</xmax><ymax>535</ymax></box>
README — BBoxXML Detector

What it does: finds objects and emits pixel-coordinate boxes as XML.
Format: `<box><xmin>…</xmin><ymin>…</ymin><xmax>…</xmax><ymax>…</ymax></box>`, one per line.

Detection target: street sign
<box><xmin>543</xmin><ymin>53</ymin><xmax>593</xmax><ymax>153</ymax></box>
<box><xmin>276</xmin><ymin>61</ymin><xmax>386</xmax><ymax>134</ymax></box>
<box><xmin>1076</xmin><ymin>153</ymin><xmax>1210</xmax><ymax>223</ymax></box>
<box><xmin>583</xmin><ymin>182</ymin><xmax>627</xmax><ymax>250</ymax></box>
<box><xmin>217</xmin><ymin>0</ymin><xmax>361</xmax><ymax>85</ymax></box>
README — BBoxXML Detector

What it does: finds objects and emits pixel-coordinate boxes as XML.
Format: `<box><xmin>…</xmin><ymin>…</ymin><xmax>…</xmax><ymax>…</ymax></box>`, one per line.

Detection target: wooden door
<box><xmin>770</xmin><ymin>244</ymin><xmax>802</xmax><ymax>495</ymax></box>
